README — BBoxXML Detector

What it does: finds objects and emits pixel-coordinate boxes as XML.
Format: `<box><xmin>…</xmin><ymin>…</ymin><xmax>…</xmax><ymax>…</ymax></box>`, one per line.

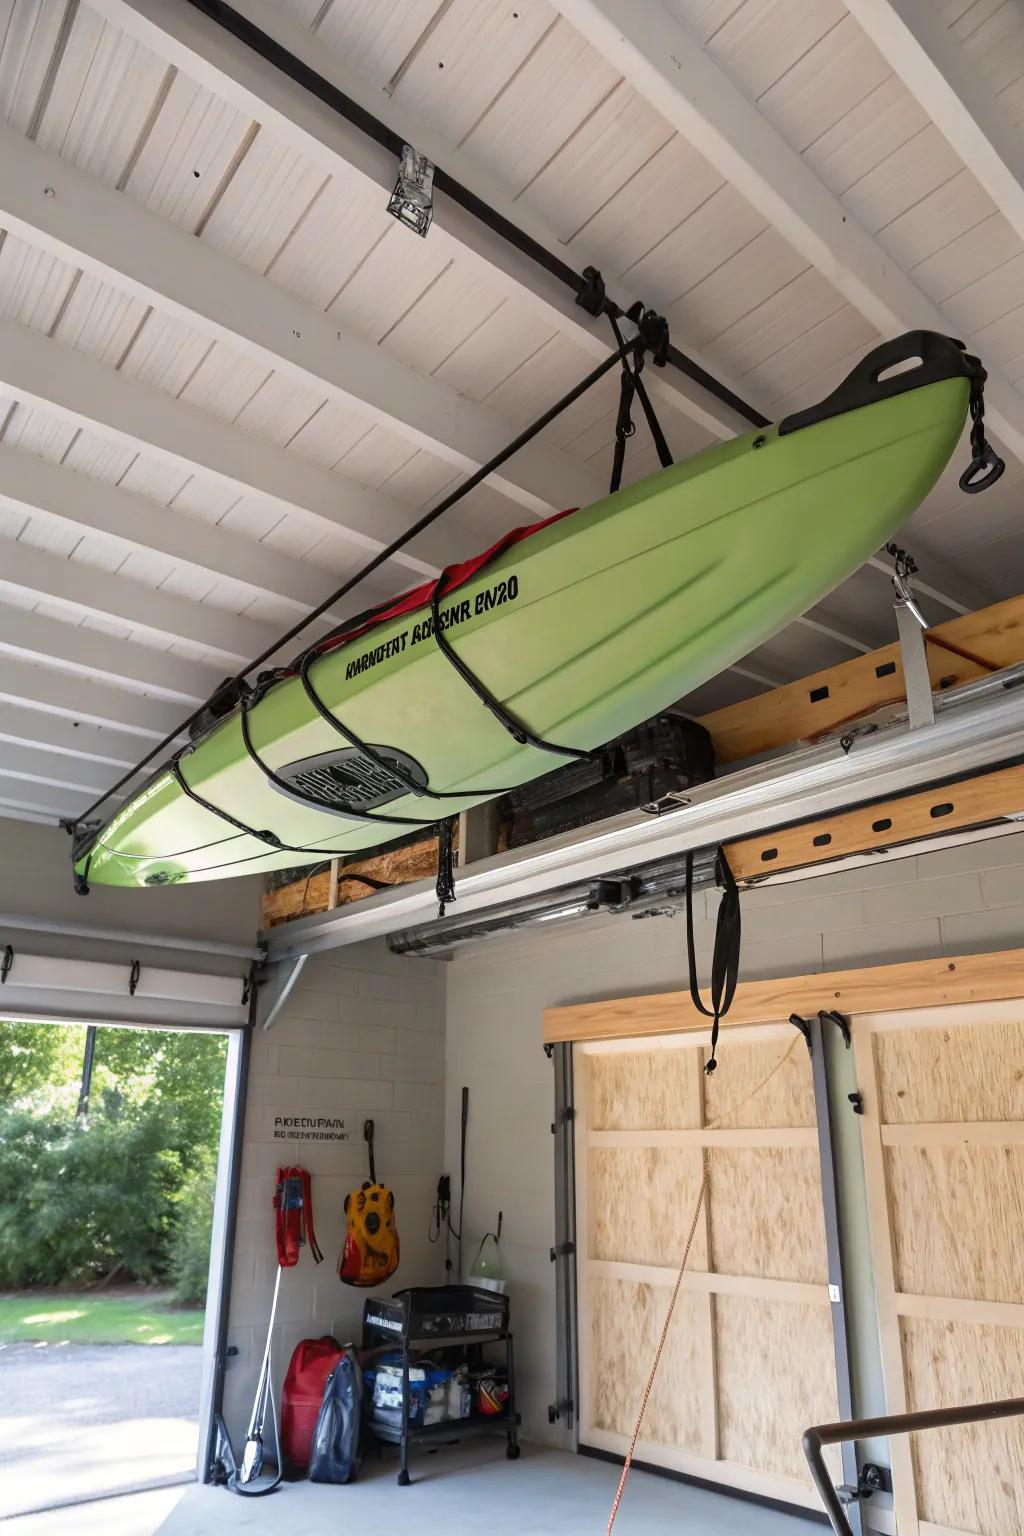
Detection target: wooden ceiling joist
<box><xmin>699</xmin><ymin>591</ymin><xmax>1024</xmax><ymax>767</ymax></box>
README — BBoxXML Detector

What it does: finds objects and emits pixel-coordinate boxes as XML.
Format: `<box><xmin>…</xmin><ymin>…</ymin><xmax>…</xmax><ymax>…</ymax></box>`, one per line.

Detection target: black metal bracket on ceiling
<box><xmin>1</xmin><ymin>944</ymin><xmax>12</xmax><ymax>984</ymax></box>
<box><xmin>183</xmin><ymin>0</ymin><xmax>768</xmax><ymax>431</ymax></box>
<box><xmin>128</xmin><ymin>958</ymin><xmax>141</xmax><ymax>997</ymax></box>
<box><xmin>790</xmin><ymin>1011</ymin><xmax>813</xmax><ymax>1050</ymax></box>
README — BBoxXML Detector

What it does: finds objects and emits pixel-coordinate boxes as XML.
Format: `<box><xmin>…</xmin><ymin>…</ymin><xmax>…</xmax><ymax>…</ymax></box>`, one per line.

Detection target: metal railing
<box><xmin>804</xmin><ymin>1397</ymin><xmax>1024</xmax><ymax>1534</ymax></box>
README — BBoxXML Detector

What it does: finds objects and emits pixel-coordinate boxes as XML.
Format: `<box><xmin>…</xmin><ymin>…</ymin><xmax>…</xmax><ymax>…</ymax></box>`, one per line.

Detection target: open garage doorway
<box><xmin>0</xmin><ymin>1015</ymin><xmax>243</xmax><ymax>1526</ymax></box>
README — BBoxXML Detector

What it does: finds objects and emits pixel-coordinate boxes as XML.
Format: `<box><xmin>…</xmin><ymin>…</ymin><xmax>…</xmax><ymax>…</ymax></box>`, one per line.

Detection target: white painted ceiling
<box><xmin>0</xmin><ymin>0</ymin><xmax>1022</xmax><ymax>826</ymax></box>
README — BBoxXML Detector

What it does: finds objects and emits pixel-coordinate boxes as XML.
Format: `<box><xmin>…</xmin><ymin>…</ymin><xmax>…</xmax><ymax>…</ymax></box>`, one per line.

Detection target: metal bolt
<box><xmin>43</xmin><ymin>186</ymin><xmax>55</xmax><ymax>199</ymax></box>
<box><xmin>752</xmin><ymin>434</ymin><xmax>767</xmax><ymax>449</ymax></box>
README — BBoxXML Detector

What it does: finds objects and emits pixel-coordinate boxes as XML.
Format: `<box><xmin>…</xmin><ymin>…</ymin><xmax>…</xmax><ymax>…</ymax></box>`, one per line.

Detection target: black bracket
<box><xmin>241</xmin><ymin>967</ymin><xmax>255</xmax><ymax>1008</ymax></box>
<box><xmin>575</xmin><ymin>265</ymin><xmax>607</xmax><ymax>317</ymax></box>
<box><xmin>547</xmin><ymin>1396</ymin><xmax>574</xmax><ymax>1424</ymax></box>
<box><xmin>1</xmin><ymin>945</ymin><xmax>12</xmax><ymax>984</ymax></box>
<box><xmin>549</xmin><ymin>1241</ymin><xmax>575</xmax><ymax>1261</ymax></box>
<box><xmin>128</xmin><ymin>959</ymin><xmax>141</xmax><ymax>997</ymax></box>
<box><xmin>848</xmin><ymin>1092</ymin><xmax>865</xmax><ymax>1115</ymax></box>
<box><xmin>789</xmin><ymin>1012</ymin><xmax>813</xmax><ymax>1051</ymax></box>
<box><xmin>634</xmin><ymin>304</ymin><xmax>670</xmax><ymax>367</ymax></box>
<box><xmin>543</xmin><ymin>1041</ymin><xmax>555</xmax><ymax>1059</ymax></box>
<box><xmin>551</xmin><ymin>1106</ymin><xmax>575</xmax><ymax>1134</ymax></box>
<box><xmin>819</xmin><ymin>1008</ymin><xmax>852</xmax><ymax>1049</ymax></box>
<box><xmin>589</xmin><ymin>876</ymin><xmax>641</xmax><ymax>912</ymax></box>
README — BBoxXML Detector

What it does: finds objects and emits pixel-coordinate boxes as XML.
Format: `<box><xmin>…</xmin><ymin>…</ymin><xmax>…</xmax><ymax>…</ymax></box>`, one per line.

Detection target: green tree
<box><xmin>0</xmin><ymin>1021</ymin><xmax>86</xmax><ymax>1103</ymax></box>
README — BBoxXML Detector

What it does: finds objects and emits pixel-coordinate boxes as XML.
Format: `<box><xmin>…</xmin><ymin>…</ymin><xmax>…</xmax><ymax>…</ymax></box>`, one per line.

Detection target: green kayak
<box><xmin>73</xmin><ymin>332</ymin><xmax>993</xmax><ymax>889</ymax></box>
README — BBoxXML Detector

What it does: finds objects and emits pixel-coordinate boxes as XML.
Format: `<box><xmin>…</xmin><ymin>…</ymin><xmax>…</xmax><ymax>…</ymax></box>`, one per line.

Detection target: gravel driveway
<box><xmin>0</xmin><ymin>1342</ymin><xmax>201</xmax><ymax>1518</ymax></box>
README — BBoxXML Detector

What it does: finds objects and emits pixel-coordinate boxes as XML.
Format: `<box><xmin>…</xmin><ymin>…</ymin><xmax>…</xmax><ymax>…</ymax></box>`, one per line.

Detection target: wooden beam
<box><xmin>543</xmin><ymin>947</ymin><xmax>1024</xmax><ymax>1044</ymax></box>
<box><xmin>699</xmin><ymin>591</ymin><xmax>1024</xmax><ymax>766</ymax></box>
<box><xmin>844</xmin><ymin>0</ymin><xmax>1024</xmax><ymax>255</ymax></box>
<box><xmin>726</xmin><ymin>761</ymin><xmax>1024</xmax><ymax>883</ymax></box>
<box><xmin>0</xmin><ymin>124</ymin><xmax>598</xmax><ymax>519</ymax></box>
<box><xmin>554</xmin><ymin>0</ymin><xmax>1024</xmax><ymax>465</ymax></box>
<box><xmin>95</xmin><ymin>0</ymin><xmax>758</xmax><ymax>445</ymax></box>
<box><xmin>261</xmin><ymin>834</ymin><xmax>444</xmax><ymax>927</ymax></box>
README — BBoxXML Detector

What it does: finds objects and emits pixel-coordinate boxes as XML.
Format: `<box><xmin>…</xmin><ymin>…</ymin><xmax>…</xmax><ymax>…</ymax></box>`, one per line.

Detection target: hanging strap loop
<box><xmin>607</xmin><ymin>312</ymin><xmax>674</xmax><ymax>495</ymax></box>
<box><xmin>685</xmin><ymin>847</ymin><xmax>741</xmax><ymax>1075</ymax></box>
<box><xmin>959</xmin><ymin>371</ymin><xmax>1005</xmax><ymax>494</ymax></box>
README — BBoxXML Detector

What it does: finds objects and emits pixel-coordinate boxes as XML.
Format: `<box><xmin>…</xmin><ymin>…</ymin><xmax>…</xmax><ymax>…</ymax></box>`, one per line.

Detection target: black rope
<box><xmin>428</xmin><ymin>570</ymin><xmax>596</xmax><ymax>763</ymax></box>
<box><xmin>685</xmin><ymin>847</ymin><xmax>742</xmax><ymax>1075</ymax></box>
<box><xmin>68</xmin><ymin>335</ymin><xmax>642</xmax><ymax>864</ymax></box>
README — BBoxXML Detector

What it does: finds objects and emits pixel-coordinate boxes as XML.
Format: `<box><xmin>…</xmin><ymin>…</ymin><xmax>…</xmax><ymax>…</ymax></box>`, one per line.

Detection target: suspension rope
<box><xmin>605</xmin><ymin>1032</ymin><xmax>803</xmax><ymax>1532</ymax></box>
<box><xmin>67</xmin><ymin>331</ymin><xmax>650</xmax><ymax>854</ymax></box>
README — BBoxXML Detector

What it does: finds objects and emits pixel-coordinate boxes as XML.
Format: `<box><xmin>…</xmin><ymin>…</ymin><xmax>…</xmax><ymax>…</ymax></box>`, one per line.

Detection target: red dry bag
<box><xmin>281</xmin><ymin>1336</ymin><xmax>343</xmax><ymax>1474</ymax></box>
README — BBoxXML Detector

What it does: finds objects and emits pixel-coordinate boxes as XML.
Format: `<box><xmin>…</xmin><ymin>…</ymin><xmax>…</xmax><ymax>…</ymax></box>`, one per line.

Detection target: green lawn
<box><xmin>0</xmin><ymin>1290</ymin><xmax>204</xmax><ymax>1346</ymax></box>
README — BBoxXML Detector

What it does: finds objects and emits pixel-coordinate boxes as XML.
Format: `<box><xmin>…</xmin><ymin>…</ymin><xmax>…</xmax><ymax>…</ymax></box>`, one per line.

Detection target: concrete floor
<box><xmin>39</xmin><ymin>1442</ymin><xmax>825</xmax><ymax>1536</ymax></box>
<box><xmin>0</xmin><ymin>1341</ymin><xmax>201</xmax><ymax>1518</ymax></box>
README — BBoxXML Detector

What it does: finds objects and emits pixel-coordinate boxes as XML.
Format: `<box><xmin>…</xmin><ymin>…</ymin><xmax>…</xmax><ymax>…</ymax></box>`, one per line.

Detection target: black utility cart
<box><xmin>362</xmin><ymin>1285</ymin><xmax>520</xmax><ymax>1484</ymax></box>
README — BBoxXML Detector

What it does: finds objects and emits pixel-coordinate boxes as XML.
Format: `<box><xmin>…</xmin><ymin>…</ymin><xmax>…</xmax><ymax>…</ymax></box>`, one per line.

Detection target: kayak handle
<box><xmin>959</xmin><ymin>442</ymin><xmax>1004</xmax><ymax>495</ymax></box>
<box><xmin>777</xmin><ymin>330</ymin><xmax>984</xmax><ymax>438</ymax></box>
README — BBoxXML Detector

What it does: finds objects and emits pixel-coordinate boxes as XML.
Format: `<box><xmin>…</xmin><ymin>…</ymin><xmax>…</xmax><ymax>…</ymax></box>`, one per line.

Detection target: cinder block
<box><xmin>392</xmin><ymin>1053</ymin><xmax>445</xmax><ymax>1085</ymax></box>
<box><xmin>868</xmin><ymin>871</ymin><xmax>983</xmax><ymax>924</ymax></box>
<box><xmin>274</xmin><ymin>1044</ymin><xmax>389</xmax><ymax>1081</ymax></box>
<box><xmin>917</xmin><ymin>828</ymin><xmax>1024</xmax><ymax>879</ymax></box>
<box><xmin>395</xmin><ymin>1080</ymin><xmax>444</xmax><ymax>1114</ymax></box>
<box><xmin>739</xmin><ymin>932</ymin><xmax>824</xmax><ymax>981</ymax></box>
<box><xmin>396</xmin><ymin>1026</ymin><xmax>445</xmax><ymax>1060</ymax></box>
<box><xmin>823</xmin><ymin>918</ymin><xmax>943</xmax><ymax>970</ymax></box>
<box><xmin>942</xmin><ymin>903</ymin><xmax>1024</xmax><ymax>954</ymax></box>
<box><xmin>743</xmin><ymin>889</ymin><xmax>865</xmax><ymax>943</ymax></box>
<box><xmin>981</xmin><ymin>862</ymin><xmax>1024</xmax><ymax>910</ymax></box>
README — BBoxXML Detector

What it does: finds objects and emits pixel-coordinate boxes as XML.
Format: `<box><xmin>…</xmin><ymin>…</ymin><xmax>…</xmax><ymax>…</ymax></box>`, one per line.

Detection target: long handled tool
<box><xmin>233</xmin><ymin>1262</ymin><xmax>284</xmax><ymax>1495</ymax></box>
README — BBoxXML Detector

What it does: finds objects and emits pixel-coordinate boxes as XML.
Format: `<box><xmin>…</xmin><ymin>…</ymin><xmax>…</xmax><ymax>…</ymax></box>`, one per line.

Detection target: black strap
<box><xmin>685</xmin><ymin>847</ymin><xmax>741</xmax><ymax>1076</ymax></box>
<box><xmin>364</xmin><ymin>1119</ymin><xmax>376</xmax><ymax>1184</ymax></box>
<box><xmin>436</xmin><ymin>815</ymin><xmax>457</xmax><ymax>917</ymax></box>
<box><xmin>297</xmin><ymin>646</ymin><xmax>515</xmax><ymax>800</ymax></box>
<box><xmin>608</xmin><ymin>316</ymin><xmax>674</xmax><ymax>495</ymax></box>
<box><xmin>429</xmin><ymin>572</ymin><xmax>595</xmax><ymax>763</ymax></box>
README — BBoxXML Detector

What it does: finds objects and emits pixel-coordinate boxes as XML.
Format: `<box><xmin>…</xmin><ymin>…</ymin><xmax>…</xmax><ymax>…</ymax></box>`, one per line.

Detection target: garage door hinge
<box><xmin>1</xmin><ymin>944</ymin><xmax>12</xmax><ymax>983</ymax></box>
<box><xmin>549</xmin><ymin>1241</ymin><xmax>575</xmax><ymax>1261</ymax></box>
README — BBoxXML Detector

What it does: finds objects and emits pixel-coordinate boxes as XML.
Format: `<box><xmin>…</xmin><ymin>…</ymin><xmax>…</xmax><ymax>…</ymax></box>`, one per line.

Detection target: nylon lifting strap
<box><xmin>608</xmin><ymin>311</ymin><xmax>674</xmax><ymax>496</ymax></box>
<box><xmin>685</xmin><ymin>847</ymin><xmax>741</xmax><ymax>1075</ymax></box>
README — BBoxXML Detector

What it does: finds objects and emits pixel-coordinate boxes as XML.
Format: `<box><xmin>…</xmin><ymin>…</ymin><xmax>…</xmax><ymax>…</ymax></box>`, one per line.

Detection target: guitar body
<box><xmin>339</xmin><ymin>1180</ymin><xmax>399</xmax><ymax>1287</ymax></box>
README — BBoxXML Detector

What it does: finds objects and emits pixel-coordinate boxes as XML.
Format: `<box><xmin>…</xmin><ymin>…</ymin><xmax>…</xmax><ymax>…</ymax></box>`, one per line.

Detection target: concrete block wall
<box><xmin>223</xmin><ymin>939</ymin><xmax>447</xmax><ymax>1440</ymax></box>
<box><xmin>444</xmin><ymin>826</ymin><xmax>1024</xmax><ymax>1450</ymax></box>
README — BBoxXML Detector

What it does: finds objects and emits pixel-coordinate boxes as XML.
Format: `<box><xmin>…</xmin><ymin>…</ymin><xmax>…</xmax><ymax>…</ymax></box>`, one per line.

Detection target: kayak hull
<box><xmin>77</xmin><ymin>371</ymin><xmax>971</xmax><ymax>888</ymax></box>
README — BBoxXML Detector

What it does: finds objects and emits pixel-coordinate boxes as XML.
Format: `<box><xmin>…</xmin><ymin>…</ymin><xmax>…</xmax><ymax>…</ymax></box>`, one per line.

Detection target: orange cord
<box><xmin>605</xmin><ymin>1033</ymin><xmax>802</xmax><ymax>1532</ymax></box>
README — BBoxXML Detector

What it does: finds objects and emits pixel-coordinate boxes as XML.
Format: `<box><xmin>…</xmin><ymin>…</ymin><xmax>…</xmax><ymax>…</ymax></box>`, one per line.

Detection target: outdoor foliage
<box><xmin>0</xmin><ymin>1019</ymin><xmax>227</xmax><ymax>1299</ymax></box>
<box><xmin>169</xmin><ymin>1147</ymin><xmax>218</xmax><ymax>1306</ymax></box>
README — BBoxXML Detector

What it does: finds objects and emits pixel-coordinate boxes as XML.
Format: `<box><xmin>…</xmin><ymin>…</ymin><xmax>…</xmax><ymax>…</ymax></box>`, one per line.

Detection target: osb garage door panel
<box><xmin>856</xmin><ymin>1000</ymin><xmax>1024</xmax><ymax>1536</ymax></box>
<box><xmin>576</xmin><ymin>1025</ymin><xmax>840</xmax><ymax>1510</ymax></box>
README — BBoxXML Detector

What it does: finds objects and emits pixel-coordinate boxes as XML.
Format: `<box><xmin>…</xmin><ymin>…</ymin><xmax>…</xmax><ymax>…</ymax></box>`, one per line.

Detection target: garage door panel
<box><xmin>709</xmin><ymin>1146</ymin><xmax>827</xmax><ymax>1284</ymax></box>
<box><xmin>857</xmin><ymin>1001</ymin><xmax>1024</xmax><ymax>1535</ymax></box>
<box><xmin>577</xmin><ymin>1024</ymin><xmax>837</xmax><ymax>1509</ymax></box>
<box><xmin>589</xmin><ymin>1046</ymin><xmax>702</xmax><ymax>1131</ymax></box>
<box><xmin>875</xmin><ymin>1015</ymin><xmax>1024</xmax><ymax>1124</ymax></box>
<box><xmin>886</xmin><ymin>1143</ymin><xmax>1024</xmax><ymax>1304</ymax></box>
<box><xmin>590</xmin><ymin>1275</ymin><xmax>711</xmax><ymax>1456</ymax></box>
<box><xmin>591</xmin><ymin>1146</ymin><xmax>709</xmax><ymax>1268</ymax></box>
<box><xmin>703</xmin><ymin>1036</ymin><xmax>816</xmax><ymax>1128</ymax></box>
<box><xmin>902</xmin><ymin>1316</ymin><xmax>1024</xmax><ymax>1536</ymax></box>
<box><xmin>716</xmin><ymin>1293</ymin><xmax>841</xmax><ymax>1483</ymax></box>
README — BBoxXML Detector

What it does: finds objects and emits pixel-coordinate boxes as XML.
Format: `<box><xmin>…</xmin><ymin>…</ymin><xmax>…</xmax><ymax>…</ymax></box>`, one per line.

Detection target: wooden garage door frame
<box><xmin>574</xmin><ymin>1020</ymin><xmax>841</xmax><ymax>1512</ymax></box>
<box><xmin>852</xmin><ymin>998</ymin><xmax>1024</xmax><ymax>1536</ymax></box>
